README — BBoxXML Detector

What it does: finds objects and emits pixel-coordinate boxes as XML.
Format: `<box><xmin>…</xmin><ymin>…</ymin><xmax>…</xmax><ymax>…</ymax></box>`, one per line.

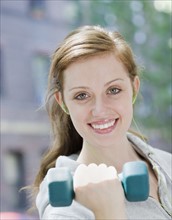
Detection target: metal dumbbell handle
<box><xmin>48</xmin><ymin>161</ymin><xmax>149</xmax><ymax>207</ymax></box>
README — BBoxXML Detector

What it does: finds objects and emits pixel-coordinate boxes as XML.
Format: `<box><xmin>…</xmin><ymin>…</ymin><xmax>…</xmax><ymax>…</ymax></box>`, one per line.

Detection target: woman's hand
<box><xmin>74</xmin><ymin>164</ymin><xmax>127</xmax><ymax>220</ymax></box>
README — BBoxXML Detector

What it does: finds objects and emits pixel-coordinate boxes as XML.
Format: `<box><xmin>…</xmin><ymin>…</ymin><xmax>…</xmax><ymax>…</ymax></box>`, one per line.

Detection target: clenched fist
<box><xmin>74</xmin><ymin>164</ymin><xmax>126</xmax><ymax>220</ymax></box>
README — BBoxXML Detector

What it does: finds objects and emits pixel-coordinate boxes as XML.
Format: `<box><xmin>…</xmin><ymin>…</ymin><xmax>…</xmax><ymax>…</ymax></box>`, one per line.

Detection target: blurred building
<box><xmin>0</xmin><ymin>0</ymin><xmax>75</xmax><ymax>213</ymax></box>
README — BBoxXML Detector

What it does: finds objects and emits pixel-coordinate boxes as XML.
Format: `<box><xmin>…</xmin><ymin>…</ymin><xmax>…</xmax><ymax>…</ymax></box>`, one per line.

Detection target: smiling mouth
<box><xmin>89</xmin><ymin>119</ymin><xmax>118</xmax><ymax>134</ymax></box>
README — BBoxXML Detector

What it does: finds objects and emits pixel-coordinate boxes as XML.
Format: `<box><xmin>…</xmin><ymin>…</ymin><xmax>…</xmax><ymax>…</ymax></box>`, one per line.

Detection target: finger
<box><xmin>74</xmin><ymin>163</ymin><xmax>118</xmax><ymax>189</ymax></box>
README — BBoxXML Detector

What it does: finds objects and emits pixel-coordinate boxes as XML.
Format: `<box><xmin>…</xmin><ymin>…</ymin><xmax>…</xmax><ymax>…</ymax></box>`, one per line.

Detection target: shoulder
<box><xmin>127</xmin><ymin>132</ymin><xmax>172</xmax><ymax>179</ymax></box>
<box><xmin>152</xmin><ymin>147</ymin><xmax>171</xmax><ymax>161</ymax></box>
<box><xmin>151</xmin><ymin>147</ymin><xmax>172</xmax><ymax>178</ymax></box>
<box><xmin>55</xmin><ymin>154</ymin><xmax>79</xmax><ymax>173</ymax></box>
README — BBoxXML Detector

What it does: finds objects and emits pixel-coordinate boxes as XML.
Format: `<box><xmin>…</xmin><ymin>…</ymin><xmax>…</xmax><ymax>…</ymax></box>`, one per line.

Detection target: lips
<box><xmin>89</xmin><ymin>119</ymin><xmax>118</xmax><ymax>134</ymax></box>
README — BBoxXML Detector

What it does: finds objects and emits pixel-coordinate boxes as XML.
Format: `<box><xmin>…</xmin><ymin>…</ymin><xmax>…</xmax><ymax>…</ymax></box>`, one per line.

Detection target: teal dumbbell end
<box><xmin>119</xmin><ymin>161</ymin><xmax>149</xmax><ymax>202</ymax></box>
<box><xmin>47</xmin><ymin>168</ymin><xmax>74</xmax><ymax>207</ymax></box>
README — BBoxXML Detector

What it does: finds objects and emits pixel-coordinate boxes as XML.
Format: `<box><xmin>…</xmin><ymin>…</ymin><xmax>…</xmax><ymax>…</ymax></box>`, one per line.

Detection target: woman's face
<box><xmin>63</xmin><ymin>53</ymin><xmax>139</xmax><ymax>148</ymax></box>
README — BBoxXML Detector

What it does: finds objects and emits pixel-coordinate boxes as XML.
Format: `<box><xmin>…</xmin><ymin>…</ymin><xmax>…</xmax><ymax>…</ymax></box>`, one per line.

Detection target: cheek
<box><xmin>116</xmin><ymin>99</ymin><xmax>133</xmax><ymax>122</ymax></box>
<box><xmin>69</xmin><ymin>109</ymin><xmax>87</xmax><ymax>135</ymax></box>
<box><xmin>115</xmin><ymin>96</ymin><xmax>132</xmax><ymax>111</ymax></box>
<box><xmin>123</xmin><ymin>104</ymin><xmax>133</xmax><ymax>129</ymax></box>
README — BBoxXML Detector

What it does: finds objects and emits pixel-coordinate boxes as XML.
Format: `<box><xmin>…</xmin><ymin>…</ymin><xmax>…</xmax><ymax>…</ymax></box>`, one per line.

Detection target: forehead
<box><xmin>63</xmin><ymin>53</ymin><xmax>129</xmax><ymax>87</ymax></box>
<box><xmin>63</xmin><ymin>54</ymin><xmax>129</xmax><ymax>89</ymax></box>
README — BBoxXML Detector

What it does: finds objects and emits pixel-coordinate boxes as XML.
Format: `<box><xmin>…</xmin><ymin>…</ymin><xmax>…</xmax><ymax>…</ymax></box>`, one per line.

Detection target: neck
<box><xmin>77</xmin><ymin>135</ymin><xmax>140</xmax><ymax>173</ymax></box>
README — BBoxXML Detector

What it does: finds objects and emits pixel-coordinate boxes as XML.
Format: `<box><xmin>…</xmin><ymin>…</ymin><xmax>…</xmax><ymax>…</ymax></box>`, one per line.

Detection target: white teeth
<box><xmin>91</xmin><ymin>120</ymin><xmax>115</xmax><ymax>130</ymax></box>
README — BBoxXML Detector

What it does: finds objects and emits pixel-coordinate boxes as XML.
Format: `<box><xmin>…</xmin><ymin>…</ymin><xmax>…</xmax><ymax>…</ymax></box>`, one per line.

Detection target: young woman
<box><xmin>34</xmin><ymin>26</ymin><xmax>172</xmax><ymax>219</ymax></box>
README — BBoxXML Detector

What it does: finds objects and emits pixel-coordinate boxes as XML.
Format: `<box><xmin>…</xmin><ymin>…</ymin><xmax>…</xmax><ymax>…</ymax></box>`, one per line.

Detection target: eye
<box><xmin>74</xmin><ymin>92</ymin><xmax>89</xmax><ymax>100</ymax></box>
<box><xmin>107</xmin><ymin>87</ymin><xmax>121</xmax><ymax>95</ymax></box>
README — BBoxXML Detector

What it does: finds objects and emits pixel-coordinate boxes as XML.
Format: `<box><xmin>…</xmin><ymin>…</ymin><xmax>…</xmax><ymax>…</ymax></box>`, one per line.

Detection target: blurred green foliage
<box><xmin>71</xmin><ymin>0</ymin><xmax>171</xmax><ymax>142</ymax></box>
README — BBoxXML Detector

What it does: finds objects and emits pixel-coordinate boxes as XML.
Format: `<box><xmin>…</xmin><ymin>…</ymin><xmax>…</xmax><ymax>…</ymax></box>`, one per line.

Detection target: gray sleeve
<box><xmin>42</xmin><ymin>201</ymin><xmax>95</xmax><ymax>220</ymax></box>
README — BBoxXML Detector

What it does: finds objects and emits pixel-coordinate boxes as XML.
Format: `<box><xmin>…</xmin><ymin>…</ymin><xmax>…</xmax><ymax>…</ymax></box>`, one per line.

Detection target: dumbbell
<box><xmin>47</xmin><ymin>161</ymin><xmax>149</xmax><ymax>207</ymax></box>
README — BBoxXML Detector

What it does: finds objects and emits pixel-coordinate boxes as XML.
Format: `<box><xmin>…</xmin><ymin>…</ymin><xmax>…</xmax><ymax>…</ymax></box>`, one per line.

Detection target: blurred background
<box><xmin>0</xmin><ymin>0</ymin><xmax>171</xmax><ymax>218</ymax></box>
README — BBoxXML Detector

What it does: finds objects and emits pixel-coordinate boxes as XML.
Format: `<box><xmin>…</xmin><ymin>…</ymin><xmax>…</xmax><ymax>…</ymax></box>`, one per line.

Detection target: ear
<box><xmin>133</xmin><ymin>76</ymin><xmax>140</xmax><ymax>94</ymax></box>
<box><xmin>54</xmin><ymin>92</ymin><xmax>63</xmax><ymax>105</ymax></box>
<box><xmin>132</xmin><ymin>76</ymin><xmax>140</xmax><ymax>104</ymax></box>
<box><xmin>54</xmin><ymin>92</ymin><xmax>69</xmax><ymax>114</ymax></box>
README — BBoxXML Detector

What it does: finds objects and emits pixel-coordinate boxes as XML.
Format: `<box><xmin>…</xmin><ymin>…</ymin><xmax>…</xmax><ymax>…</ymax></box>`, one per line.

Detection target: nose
<box><xmin>91</xmin><ymin>96</ymin><xmax>109</xmax><ymax>117</ymax></box>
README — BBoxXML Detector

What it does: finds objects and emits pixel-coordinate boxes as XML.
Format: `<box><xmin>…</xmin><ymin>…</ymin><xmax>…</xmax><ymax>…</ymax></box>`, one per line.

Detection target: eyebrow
<box><xmin>68</xmin><ymin>78</ymin><xmax>124</xmax><ymax>92</ymax></box>
<box><xmin>105</xmin><ymin>78</ymin><xmax>124</xmax><ymax>86</ymax></box>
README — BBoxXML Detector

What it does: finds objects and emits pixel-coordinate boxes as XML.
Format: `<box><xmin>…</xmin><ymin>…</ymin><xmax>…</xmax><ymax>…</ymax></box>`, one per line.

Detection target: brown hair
<box><xmin>33</xmin><ymin>25</ymin><xmax>139</xmax><ymax>194</ymax></box>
